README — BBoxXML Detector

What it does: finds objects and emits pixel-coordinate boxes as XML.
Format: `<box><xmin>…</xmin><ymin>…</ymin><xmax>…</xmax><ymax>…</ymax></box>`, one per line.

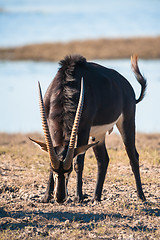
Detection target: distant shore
<box><xmin>0</xmin><ymin>36</ymin><xmax>160</xmax><ymax>61</ymax></box>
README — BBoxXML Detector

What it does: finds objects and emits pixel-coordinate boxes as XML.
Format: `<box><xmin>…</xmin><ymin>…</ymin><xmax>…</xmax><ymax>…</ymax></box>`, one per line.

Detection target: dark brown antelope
<box><xmin>29</xmin><ymin>55</ymin><xmax>147</xmax><ymax>203</ymax></box>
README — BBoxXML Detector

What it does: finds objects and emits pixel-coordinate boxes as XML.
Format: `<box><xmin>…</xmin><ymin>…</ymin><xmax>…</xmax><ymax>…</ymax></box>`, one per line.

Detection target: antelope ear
<box><xmin>28</xmin><ymin>137</ymin><xmax>48</xmax><ymax>152</ymax></box>
<box><xmin>74</xmin><ymin>141</ymin><xmax>99</xmax><ymax>158</ymax></box>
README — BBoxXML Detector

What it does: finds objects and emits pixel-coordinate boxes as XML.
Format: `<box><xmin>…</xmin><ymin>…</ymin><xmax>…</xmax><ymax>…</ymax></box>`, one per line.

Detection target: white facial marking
<box><xmin>90</xmin><ymin>114</ymin><xmax>122</xmax><ymax>141</ymax></box>
<box><xmin>64</xmin><ymin>172</ymin><xmax>69</xmax><ymax>199</ymax></box>
<box><xmin>53</xmin><ymin>172</ymin><xmax>69</xmax><ymax>201</ymax></box>
<box><xmin>53</xmin><ymin>173</ymin><xmax>58</xmax><ymax>199</ymax></box>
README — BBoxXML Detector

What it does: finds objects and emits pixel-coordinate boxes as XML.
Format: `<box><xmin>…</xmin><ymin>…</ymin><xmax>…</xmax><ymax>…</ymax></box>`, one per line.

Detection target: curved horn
<box><xmin>63</xmin><ymin>78</ymin><xmax>84</xmax><ymax>170</ymax></box>
<box><xmin>38</xmin><ymin>82</ymin><xmax>60</xmax><ymax>170</ymax></box>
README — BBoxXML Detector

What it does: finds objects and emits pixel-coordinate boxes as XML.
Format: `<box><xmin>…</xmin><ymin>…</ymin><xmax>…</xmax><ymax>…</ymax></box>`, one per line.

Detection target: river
<box><xmin>1</xmin><ymin>59</ymin><xmax>160</xmax><ymax>133</ymax></box>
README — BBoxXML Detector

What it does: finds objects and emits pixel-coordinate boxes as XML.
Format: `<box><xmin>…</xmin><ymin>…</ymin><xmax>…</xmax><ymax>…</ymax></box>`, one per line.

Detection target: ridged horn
<box><xmin>38</xmin><ymin>82</ymin><xmax>60</xmax><ymax>170</ymax></box>
<box><xmin>63</xmin><ymin>78</ymin><xmax>84</xmax><ymax>170</ymax></box>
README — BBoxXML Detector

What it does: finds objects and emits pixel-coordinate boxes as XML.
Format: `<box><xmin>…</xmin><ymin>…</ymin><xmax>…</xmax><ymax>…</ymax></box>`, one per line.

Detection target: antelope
<box><xmin>29</xmin><ymin>55</ymin><xmax>147</xmax><ymax>203</ymax></box>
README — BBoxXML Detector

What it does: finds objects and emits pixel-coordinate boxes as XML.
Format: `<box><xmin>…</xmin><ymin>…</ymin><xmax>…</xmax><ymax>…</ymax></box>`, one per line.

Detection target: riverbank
<box><xmin>0</xmin><ymin>36</ymin><xmax>160</xmax><ymax>61</ymax></box>
<box><xmin>0</xmin><ymin>133</ymin><xmax>159</xmax><ymax>239</ymax></box>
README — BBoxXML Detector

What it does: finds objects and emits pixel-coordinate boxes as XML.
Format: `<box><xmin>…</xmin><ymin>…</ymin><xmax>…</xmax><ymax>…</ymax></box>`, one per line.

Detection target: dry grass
<box><xmin>0</xmin><ymin>36</ymin><xmax>160</xmax><ymax>61</ymax></box>
<box><xmin>0</xmin><ymin>133</ymin><xmax>160</xmax><ymax>239</ymax></box>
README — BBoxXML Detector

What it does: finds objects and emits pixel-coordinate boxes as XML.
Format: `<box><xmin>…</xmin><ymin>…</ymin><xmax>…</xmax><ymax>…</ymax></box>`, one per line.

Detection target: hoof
<box><xmin>74</xmin><ymin>194</ymin><xmax>88</xmax><ymax>203</ymax></box>
<box><xmin>41</xmin><ymin>195</ymin><xmax>51</xmax><ymax>203</ymax></box>
<box><xmin>91</xmin><ymin>195</ymin><xmax>101</xmax><ymax>204</ymax></box>
<box><xmin>74</xmin><ymin>196</ymin><xmax>84</xmax><ymax>203</ymax></box>
<box><xmin>138</xmin><ymin>193</ymin><xmax>146</xmax><ymax>202</ymax></box>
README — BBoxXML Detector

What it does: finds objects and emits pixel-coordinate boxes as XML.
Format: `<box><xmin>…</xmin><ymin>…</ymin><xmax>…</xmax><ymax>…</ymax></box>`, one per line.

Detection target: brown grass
<box><xmin>0</xmin><ymin>133</ymin><xmax>160</xmax><ymax>239</ymax></box>
<box><xmin>0</xmin><ymin>36</ymin><xmax>160</xmax><ymax>61</ymax></box>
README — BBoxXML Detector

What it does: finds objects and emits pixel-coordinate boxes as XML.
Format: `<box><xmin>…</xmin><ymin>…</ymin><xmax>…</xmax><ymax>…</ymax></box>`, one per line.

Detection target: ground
<box><xmin>0</xmin><ymin>133</ymin><xmax>160</xmax><ymax>239</ymax></box>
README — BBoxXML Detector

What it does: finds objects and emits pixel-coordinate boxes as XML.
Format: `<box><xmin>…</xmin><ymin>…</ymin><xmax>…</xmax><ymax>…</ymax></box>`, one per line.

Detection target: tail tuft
<box><xmin>131</xmin><ymin>55</ymin><xmax>147</xmax><ymax>104</ymax></box>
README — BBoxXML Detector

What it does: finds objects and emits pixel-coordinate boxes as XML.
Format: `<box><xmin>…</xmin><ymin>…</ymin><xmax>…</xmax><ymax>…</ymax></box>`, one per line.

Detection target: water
<box><xmin>0</xmin><ymin>0</ymin><xmax>160</xmax><ymax>47</ymax></box>
<box><xmin>0</xmin><ymin>59</ymin><xmax>160</xmax><ymax>133</ymax></box>
<box><xmin>0</xmin><ymin>1</ymin><xmax>160</xmax><ymax>133</ymax></box>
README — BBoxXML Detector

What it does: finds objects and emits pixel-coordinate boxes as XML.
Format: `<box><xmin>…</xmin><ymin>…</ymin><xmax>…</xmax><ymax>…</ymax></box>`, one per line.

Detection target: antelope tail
<box><xmin>131</xmin><ymin>55</ymin><xmax>147</xmax><ymax>104</ymax></box>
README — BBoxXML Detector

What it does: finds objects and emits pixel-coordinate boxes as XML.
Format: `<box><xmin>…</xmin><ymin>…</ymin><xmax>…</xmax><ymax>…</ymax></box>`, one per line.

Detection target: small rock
<box><xmin>65</xmin><ymin>219</ymin><xmax>70</xmax><ymax>226</ymax></box>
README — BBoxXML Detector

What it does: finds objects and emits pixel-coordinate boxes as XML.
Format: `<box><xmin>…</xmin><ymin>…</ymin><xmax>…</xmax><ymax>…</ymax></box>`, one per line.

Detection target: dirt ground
<box><xmin>0</xmin><ymin>36</ymin><xmax>160</xmax><ymax>61</ymax></box>
<box><xmin>0</xmin><ymin>133</ymin><xmax>160</xmax><ymax>239</ymax></box>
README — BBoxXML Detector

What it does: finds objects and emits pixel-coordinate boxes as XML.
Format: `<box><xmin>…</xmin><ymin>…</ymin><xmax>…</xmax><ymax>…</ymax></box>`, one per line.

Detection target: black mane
<box><xmin>46</xmin><ymin>55</ymin><xmax>86</xmax><ymax>145</ymax></box>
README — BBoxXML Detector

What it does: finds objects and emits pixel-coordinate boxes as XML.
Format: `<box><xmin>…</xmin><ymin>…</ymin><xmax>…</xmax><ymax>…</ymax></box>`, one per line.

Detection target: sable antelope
<box><xmin>29</xmin><ymin>55</ymin><xmax>147</xmax><ymax>203</ymax></box>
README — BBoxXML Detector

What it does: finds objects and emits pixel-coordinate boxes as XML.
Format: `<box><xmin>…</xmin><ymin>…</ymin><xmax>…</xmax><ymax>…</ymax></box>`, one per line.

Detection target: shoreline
<box><xmin>0</xmin><ymin>36</ymin><xmax>160</xmax><ymax>61</ymax></box>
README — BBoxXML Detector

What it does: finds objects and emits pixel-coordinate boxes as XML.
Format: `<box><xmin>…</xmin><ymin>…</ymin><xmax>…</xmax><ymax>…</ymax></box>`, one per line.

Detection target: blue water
<box><xmin>0</xmin><ymin>59</ymin><xmax>160</xmax><ymax>133</ymax></box>
<box><xmin>0</xmin><ymin>0</ymin><xmax>160</xmax><ymax>47</ymax></box>
<box><xmin>0</xmin><ymin>1</ymin><xmax>160</xmax><ymax>133</ymax></box>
